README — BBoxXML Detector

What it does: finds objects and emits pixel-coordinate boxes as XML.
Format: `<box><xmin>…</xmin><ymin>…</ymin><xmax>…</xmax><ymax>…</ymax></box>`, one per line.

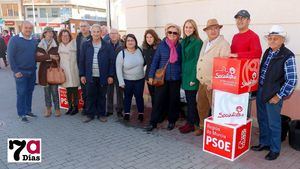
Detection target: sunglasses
<box><xmin>167</xmin><ymin>31</ymin><xmax>178</xmax><ymax>35</ymax></box>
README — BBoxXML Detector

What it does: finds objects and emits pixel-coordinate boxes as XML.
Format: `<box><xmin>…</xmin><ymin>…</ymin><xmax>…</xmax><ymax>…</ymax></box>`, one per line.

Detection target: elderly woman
<box><xmin>251</xmin><ymin>25</ymin><xmax>297</xmax><ymax>160</ymax></box>
<box><xmin>79</xmin><ymin>24</ymin><xmax>115</xmax><ymax>123</ymax></box>
<box><xmin>179</xmin><ymin>19</ymin><xmax>203</xmax><ymax>134</ymax></box>
<box><xmin>146</xmin><ymin>23</ymin><xmax>182</xmax><ymax>131</ymax></box>
<box><xmin>36</xmin><ymin>27</ymin><xmax>60</xmax><ymax>117</ymax></box>
<box><xmin>58</xmin><ymin>29</ymin><xmax>80</xmax><ymax>115</ymax></box>
<box><xmin>116</xmin><ymin>34</ymin><xmax>145</xmax><ymax>122</ymax></box>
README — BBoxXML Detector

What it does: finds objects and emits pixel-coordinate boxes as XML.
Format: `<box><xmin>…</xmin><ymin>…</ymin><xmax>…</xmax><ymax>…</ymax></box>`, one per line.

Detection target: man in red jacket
<box><xmin>230</xmin><ymin>10</ymin><xmax>262</xmax><ymax>58</ymax></box>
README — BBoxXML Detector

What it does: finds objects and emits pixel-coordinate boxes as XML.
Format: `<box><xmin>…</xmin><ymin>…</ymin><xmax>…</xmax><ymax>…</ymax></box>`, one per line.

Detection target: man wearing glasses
<box><xmin>76</xmin><ymin>21</ymin><xmax>92</xmax><ymax>116</ymax></box>
<box><xmin>229</xmin><ymin>10</ymin><xmax>262</xmax><ymax>59</ymax></box>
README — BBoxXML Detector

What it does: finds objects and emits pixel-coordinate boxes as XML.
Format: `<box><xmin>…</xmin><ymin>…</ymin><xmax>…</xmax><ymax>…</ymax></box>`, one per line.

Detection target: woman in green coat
<box><xmin>180</xmin><ymin>19</ymin><xmax>203</xmax><ymax>134</ymax></box>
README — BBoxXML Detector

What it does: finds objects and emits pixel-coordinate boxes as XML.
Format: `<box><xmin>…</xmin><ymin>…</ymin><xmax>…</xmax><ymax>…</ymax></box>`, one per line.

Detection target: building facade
<box><xmin>0</xmin><ymin>0</ymin><xmax>23</xmax><ymax>34</ymax></box>
<box><xmin>0</xmin><ymin>0</ymin><xmax>107</xmax><ymax>34</ymax></box>
<box><xmin>115</xmin><ymin>0</ymin><xmax>300</xmax><ymax>120</ymax></box>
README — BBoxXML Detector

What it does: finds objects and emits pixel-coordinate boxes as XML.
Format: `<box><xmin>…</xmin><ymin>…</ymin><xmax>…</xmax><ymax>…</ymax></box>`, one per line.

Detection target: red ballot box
<box><xmin>59</xmin><ymin>87</ymin><xmax>84</xmax><ymax>109</ymax></box>
<box><xmin>212</xmin><ymin>57</ymin><xmax>260</xmax><ymax>94</ymax></box>
<box><xmin>203</xmin><ymin>117</ymin><xmax>252</xmax><ymax>161</ymax></box>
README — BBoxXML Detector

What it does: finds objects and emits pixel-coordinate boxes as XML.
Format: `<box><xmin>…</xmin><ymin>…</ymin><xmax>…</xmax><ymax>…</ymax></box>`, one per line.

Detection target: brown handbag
<box><xmin>152</xmin><ymin>60</ymin><xmax>169</xmax><ymax>87</ymax></box>
<box><xmin>47</xmin><ymin>60</ymin><xmax>66</xmax><ymax>85</ymax></box>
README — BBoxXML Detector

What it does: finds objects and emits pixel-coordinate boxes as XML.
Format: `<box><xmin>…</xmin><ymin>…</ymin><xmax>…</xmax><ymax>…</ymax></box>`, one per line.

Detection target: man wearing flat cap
<box><xmin>230</xmin><ymin>9</ymin><xmax>262</xmax><ymax>58</ymax></box>
<box><xmin>251</xmin><ymin>25</ymin><xmax>298</xmax><ymax>160</ymax></box>
<box><xmin>196</xmin><ymin>18</ymin><xmax>231</xmax><ymax>134</ymax></box>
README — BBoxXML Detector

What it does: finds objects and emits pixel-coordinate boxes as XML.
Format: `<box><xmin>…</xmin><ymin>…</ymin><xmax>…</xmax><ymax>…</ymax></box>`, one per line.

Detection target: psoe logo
<box><xmin>7</xmin><ymin>138</ymin><xmax>42</xmax><ymax>163</ymax></box>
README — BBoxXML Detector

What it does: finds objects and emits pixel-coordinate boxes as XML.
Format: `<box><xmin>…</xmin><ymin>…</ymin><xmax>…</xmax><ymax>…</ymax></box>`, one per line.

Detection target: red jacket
<box><xmin>231</xmin><ymin>29</ymin><xmax>262</xmax><ymax>58</ymax></box>
<box><xmin>3</xmin><ymin>35</ymin><xmax>11</xmax><ymax>46</ymax></box>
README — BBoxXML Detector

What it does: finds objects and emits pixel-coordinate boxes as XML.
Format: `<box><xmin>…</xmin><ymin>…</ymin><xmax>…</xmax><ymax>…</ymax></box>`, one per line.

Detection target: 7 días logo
<box><xmin>7</xmin><ymin>138</ymin><xmax>42</xmax><ymax>163</ymax></box>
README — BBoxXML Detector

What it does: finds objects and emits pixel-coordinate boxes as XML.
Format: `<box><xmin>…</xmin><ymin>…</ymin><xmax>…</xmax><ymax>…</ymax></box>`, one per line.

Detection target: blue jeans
<box><xmin>256</xmin><ymin>87</ymin><xmax>283</xmax><ymax>153</ymax></box>
<box><xmin>44</xmin><ymin>85</ymin><xmax>59</xmax><ymax>110</ymax></box>
<box><xmin>86</xmin><ymin>77</ymin><xmax>108</xmax><ymax>118</ymax></box>
<box><xmin>14</xmin><ymin>73</ymin><xmax>36</xmax><ymax>117</ymax></box>
<box><xmin>124</xmin><ymin>78</ymin><xmax>145</xmax><ymax>114</ymax></box>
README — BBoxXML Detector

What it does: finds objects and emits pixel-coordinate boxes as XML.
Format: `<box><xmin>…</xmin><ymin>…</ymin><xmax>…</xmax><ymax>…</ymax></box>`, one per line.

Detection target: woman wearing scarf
<box><xmin>36</xmin><ymin>27</ymin><xmax>61</xmax><ymax>117</ymax></box>
<box><xmin>179</xmin><ymin>19</ymin><xmax>203</xmax><ymax>135</ymax></box>
<box><xmin>146</xmin><ymin>23</ymin><xmax>182</xmax><ymax>131</ymax></box>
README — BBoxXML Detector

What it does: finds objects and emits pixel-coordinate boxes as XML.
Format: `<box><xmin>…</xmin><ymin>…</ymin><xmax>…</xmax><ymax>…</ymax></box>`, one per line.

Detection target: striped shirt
<box><xmin>260</xmin><ymin>49</ymin><xmax>298</xmax><ymax>99</ymax></box>
<box><xmin>92</xmin><ymin>42</ymin><xmax>101</xmax><ymax>77</ymax></box>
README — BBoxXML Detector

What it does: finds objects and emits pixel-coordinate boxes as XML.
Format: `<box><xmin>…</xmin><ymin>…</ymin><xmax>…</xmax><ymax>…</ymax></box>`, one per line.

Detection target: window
<box><xmin>51</xmin><ymin>8</ymin><xmax>59</xmax><ymax>17</ymax></box>
<box><xmin>27</xmin><ymin>7</ymin><xmax>38</xmax><ymax>18</ymax></box>
<box><xmin>40</xmin><ymin>8</ymin><xmax>46</xmax><ymax>18</ymax></box>
<box><xmin>1</xmin><ymin>4</ymin><xmax>19</xmax><ymax>17</ymax></box>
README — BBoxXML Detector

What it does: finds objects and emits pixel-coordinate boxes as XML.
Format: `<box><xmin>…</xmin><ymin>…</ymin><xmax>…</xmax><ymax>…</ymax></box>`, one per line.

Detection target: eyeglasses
<box><xmin>167</xmin><ymin>31</ymin><xmax>178</xmax><ymax>35</ymax></box>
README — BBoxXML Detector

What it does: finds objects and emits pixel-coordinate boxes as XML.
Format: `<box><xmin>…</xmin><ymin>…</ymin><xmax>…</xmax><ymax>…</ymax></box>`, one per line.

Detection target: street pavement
<box><xmin>0</xmin><ymin>63</ymin><xmax>299</xmax><ymax>169</ymax></box>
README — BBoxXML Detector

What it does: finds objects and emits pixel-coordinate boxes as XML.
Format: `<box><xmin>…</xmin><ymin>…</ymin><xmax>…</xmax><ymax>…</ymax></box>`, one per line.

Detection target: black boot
<box><xmin>138</xmin><ymin>114</ymin><xmax>144</xmax><ymax>122</ymax></box>
<box><xmin>70</xmin><ymin>107</ymin><xmax>79</xmax><ymax>115</ymax></box>
<box><xmin>65</xmin><ymin>107</ymin><xmax>73</xmax><ymax>115</ymax></box>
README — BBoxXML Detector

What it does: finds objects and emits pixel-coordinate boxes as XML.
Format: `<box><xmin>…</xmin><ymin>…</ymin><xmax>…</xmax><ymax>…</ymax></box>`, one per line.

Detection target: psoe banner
<box><xmin>7</xmin><ymin>138</ymin><xmax>42</xmax><ymax>163</ymax></box>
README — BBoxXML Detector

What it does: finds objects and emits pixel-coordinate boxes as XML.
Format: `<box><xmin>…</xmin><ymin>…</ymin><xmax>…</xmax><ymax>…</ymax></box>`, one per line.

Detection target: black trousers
<box><xmin>86</xmin><ymin>77</ymin><xmax>107</xmax><ymax>118</ymax></box>
<box><xmin>185</xmin><ymin>90</ymin><xmax>199</xmax><ymax>125</ymax></box>
<box><xmin>147</xmin><ymin>83</ymin><xmax>155</xmax><ymax>108</ymax></box>
<box><xmin>150</xmin><ymin>80</ymin><xmax>181</xmax><ymax>125</ymax></box>
<box><xmin>66</xmin><ymin>87</ymin><xmax>79</xmax><ymax>109</ymax></box>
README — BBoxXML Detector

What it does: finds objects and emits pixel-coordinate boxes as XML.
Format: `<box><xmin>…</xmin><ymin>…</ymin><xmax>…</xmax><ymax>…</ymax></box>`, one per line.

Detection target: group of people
<box><xmin>6</xmin><ymin>9</ymin><xmax>298</xmax><ymax>161</ymax></box>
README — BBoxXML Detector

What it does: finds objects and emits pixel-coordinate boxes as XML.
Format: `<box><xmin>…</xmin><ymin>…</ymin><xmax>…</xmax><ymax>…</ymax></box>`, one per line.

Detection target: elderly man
<box><xmin>76</xmin><ymin>21</ymin><xmax>91</xmax><ymax>116</ymax></box>
<box><xmin>196</xmin><ymin>19</ymin><xmax>231</xmax><ymax>135</ymax></box>
<box><xmin>230</xmin><ymin>10</ymin><xmax>262</xmax><ymax>58</ymax></box>
<box><xmin>251</xmin><ymin>25</ymin><xmax>298</xmax><ymax>160</ymax></box>
<box><xmin>7</xmin><ymin>21</ymin><xmax>38</xmax><ymax>122</ymax></box>
<box><xmin>101</xmin><ymin>25</ymin><xmax>110</xmax><ymax>42</ymax></box>
<box><xmin>106</xmin><ymin>28</ymin><xmax>124</xmax><ymax>117</ymax></box>
<box><xmin>79</xmin><ymin>24</ymin><xmax>115</xmax><ymax>123</ymax></box>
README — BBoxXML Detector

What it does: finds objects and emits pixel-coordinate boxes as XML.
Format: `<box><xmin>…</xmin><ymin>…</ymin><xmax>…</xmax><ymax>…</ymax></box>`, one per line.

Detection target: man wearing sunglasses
<box><xmin>229</xmin><ymin>10</ymin><xmax>262</xmax><ymax>59</ymax></box>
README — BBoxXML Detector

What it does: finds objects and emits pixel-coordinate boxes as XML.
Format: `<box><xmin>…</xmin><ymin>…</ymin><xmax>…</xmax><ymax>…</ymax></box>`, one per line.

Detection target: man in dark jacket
<box><xmin>79</xmin><ymin>24</ymin><xmax>115</xmax><ymax>123</ymax></box>
<box><xmin>76</xmin><ymin>21</ymin><xmax>92</xmax><ymax>115</ymax></box>
<box><xmin>106</xmin><ymin>28</ymin><xmax>124</xmax><ymax>117</ymax></box>
<box><xmin>251</xmin><ymin>25</ymin><xmax>297</xmax><ymax>161</ymax></box>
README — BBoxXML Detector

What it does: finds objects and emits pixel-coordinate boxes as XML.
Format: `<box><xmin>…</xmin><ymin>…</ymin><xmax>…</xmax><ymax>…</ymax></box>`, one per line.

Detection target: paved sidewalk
<box><xmin>0</xmin><ymin>65</ymin><xmax>299</xmax><ymax>169</ymax></box>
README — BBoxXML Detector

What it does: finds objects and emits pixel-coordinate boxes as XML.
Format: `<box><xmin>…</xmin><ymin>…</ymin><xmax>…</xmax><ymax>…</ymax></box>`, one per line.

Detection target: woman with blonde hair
<box><xmin>179</xmin><ymin>19</ymin><xmax>203</xmax><ymax>134</ymax></box>
<box><xmin>146</xmin><ymin>23</ymin><xmax>182</xmax><ymax>131</ymax></box>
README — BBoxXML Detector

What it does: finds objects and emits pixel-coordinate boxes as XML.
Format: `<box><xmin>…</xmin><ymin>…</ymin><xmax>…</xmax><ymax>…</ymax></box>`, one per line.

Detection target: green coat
<box><xmin>181</xmin><ymin>36</ymin><xmax>203</xmax><ymax>90</ymax></box>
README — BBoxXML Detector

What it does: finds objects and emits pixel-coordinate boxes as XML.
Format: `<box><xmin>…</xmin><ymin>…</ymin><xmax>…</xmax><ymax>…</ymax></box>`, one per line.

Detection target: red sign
<box><xmin>59</xmin><ymin>87</ymin><xmax>84</xmax><ymax>109</ymax></box>
<box><xmin>203</xmin><ymin>117</ymin><xmax>252</xmax><ymax>161</ymax></box>
<box><xmin>212</xmin><ymin>57</ymin><xmax>260</xmax><ymax>94</ymax></box>
<box><xmin>38</xmin><ymin>23</ymin><xmax>61</xmax><ymax>27</ymax></box>
<box><xmin>5</xmin><ymin>21</ymin><xmax>15</xmax><ymax>26</ymax></box>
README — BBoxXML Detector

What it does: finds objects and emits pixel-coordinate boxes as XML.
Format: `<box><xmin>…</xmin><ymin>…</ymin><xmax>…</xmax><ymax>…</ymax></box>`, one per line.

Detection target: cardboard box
<box><xmin>58</xmin><ymin>87</ymin><xmax>84</xmax><ymax>109</ymax></box>
<box><xmin>212</xmin><ymin>90</ymin><xmax>249</xmax><ymax>125</ymax></box>
<box><xmin>212</xmin><ymin>57</ymin><xmax>260</xmax><ymax>94</ymax></box>
<box><xmin>203</xmin><ymin>117</ymin><xmax>252</xmax><ymax>161</ymax></box>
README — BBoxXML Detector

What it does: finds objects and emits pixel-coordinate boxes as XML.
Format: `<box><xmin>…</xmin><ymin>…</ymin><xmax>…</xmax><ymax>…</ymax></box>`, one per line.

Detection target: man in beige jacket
<box><xmin>196</xmin><ymin>19</ymin><xmax>231</xmax><ymax>134</ymax></box>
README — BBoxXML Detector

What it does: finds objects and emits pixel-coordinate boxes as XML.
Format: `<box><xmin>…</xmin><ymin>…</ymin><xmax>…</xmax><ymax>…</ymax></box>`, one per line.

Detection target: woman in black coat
<box><xmin>142</xmin><ymin>29</ymin><xmax>161</xmax><ymax>107</ymax></box>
